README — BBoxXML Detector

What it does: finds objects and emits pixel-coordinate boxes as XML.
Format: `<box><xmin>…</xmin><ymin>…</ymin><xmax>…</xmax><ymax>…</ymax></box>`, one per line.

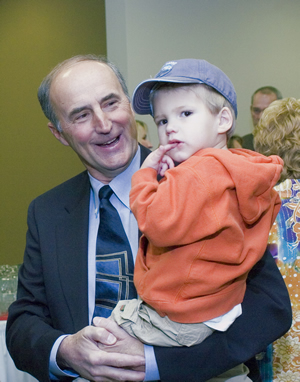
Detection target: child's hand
<box><xmin>141</xmin><ymin>144</ymin><xmax>176</xmax><ymax>176</ymax></box>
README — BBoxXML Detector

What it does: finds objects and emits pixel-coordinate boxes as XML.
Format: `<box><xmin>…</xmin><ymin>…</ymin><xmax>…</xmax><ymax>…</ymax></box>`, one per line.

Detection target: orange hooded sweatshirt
<box><xmin>130</xmin><ymin>148</ymin><xmax>283</xmax><ymax>324</ymax></box>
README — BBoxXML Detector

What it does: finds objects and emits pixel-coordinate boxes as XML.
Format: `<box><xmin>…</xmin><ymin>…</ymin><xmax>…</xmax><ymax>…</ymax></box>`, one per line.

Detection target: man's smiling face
<box><xmin>48</xmin><ymin>61</ymin><xmax>138</xmax><ymax>183</ymax></box>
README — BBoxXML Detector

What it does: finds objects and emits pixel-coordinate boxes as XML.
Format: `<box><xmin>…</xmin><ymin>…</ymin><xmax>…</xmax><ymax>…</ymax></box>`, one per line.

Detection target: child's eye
<box><xmin>181</xmin><ymin>111</ymin><xmax>192</xmax><ymax>117</ymax></box>
<box><xmin>157</xmin><ymin>119</ymin><xmax>168</xmax><ymax>126</ymax></box>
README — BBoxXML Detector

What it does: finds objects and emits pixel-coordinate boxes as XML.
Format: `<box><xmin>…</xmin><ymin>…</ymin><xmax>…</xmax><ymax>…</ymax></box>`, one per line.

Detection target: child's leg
<box><xmin>206</xmin><ymin>363</ymin><xmax>251</xmax><ymax>382</ymax></box>
<box><xmin>110</xmin><ymin>298</ymin><xmax>214</xmax><ymax>347</ymax></box>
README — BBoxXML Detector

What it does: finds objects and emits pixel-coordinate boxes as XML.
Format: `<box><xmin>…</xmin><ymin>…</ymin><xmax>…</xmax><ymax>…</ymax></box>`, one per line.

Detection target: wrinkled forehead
<box><xmin>52</xmin><ymin>61</ymin><xmax>118</xmax><ymax>92</ymax></box>
<box><xmin>50</xmin><ymin>61</ymin><xmax>125</xmax><ymax>112</ymax></box>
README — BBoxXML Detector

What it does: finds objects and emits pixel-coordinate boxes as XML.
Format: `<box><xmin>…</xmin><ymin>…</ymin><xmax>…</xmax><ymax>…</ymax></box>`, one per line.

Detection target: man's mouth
<box><xmin>97</xmin><ymin>136</ymin><xmax>120</xmax><ymax>147</ymax></box>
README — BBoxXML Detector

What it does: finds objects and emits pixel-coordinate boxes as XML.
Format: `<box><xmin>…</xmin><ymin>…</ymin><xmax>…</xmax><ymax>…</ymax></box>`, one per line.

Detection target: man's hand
<box><xmin>141</xmin><ymin>144</ymin><xmax>176</xmax><ymax>176</ymax></box>
<box><xmin>94</xmin><ymin>317</ymin><xmax>145</xmax><ymax>372</ymax></box>
<box><xmin>57</xmin><ymin>319</ymin><xmax>145</xmax><ymax>381</ymax></box>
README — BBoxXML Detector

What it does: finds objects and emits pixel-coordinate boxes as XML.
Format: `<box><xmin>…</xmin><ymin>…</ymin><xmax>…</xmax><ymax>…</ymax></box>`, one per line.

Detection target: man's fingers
<box><xmin>89</xmin><ymin>365</ymin><xmax>145</xmax><ymax>382</ymax></box>
<box><xmin>86</xmin><ymin>350</ymin><xmax>145</xmax><ymax>381</ymax></box>
<box><xmin>58</xmin><ymin>326</ymin><xmax>145</xmax><ymax>382</ymax></box>
<box><xmin>93</xmin><ymin>350</ymin><xmax>145</xmax><ymax>368</ymax></box>
<box><xmin>93</xmin><ymin>317</ymin><xmax>127</xmax><ymax>341</ymax></box>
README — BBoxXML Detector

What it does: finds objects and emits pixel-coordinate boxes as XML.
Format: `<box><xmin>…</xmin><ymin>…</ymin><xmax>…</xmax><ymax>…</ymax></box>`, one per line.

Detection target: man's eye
<box><xmin>76</xmin><ymin>112</ymin><xmax>88</xmax><ymax>121</ymax></box>
<box><xmin>104</xmin><ymin>99</ymin><xmax>118</xmax><ymax>109</ymax></box>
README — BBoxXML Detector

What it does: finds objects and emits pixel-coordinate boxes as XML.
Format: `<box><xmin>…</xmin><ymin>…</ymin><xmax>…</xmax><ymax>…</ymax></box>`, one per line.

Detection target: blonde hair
<box><xmin>136</xmin><ymin>120</ymin><xmax>149</xmax><ymax>142</ymax></box>
<box><xmin>135</xmin><ymin>120</ymin><xmax>148</xmax><ymax>131</ymax></box>
<box><xmin>254</xmin><ymin>97</ymin><xmax>300</xmax><ymax>182</ymax></box>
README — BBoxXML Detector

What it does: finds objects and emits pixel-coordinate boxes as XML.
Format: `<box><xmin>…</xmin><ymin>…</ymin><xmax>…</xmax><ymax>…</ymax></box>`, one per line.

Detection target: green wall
<box><xmin>0</xmin><ymin>0</ymin><xmax>107</xmax><ymax>265</ymax></box>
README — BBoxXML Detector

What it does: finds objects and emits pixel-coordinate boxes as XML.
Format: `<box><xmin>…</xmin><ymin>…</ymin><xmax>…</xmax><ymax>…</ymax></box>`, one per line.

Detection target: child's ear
<box><xmin>218</xmin><ymin>107</ymin><xmax>233</xmax><ymax>134</ymax></box>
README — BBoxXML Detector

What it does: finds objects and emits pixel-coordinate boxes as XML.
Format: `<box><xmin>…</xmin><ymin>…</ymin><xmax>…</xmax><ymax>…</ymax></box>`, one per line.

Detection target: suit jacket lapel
<box><xmin>139</xmin><ymin>144</ymin><xmax>151</xmax><ymax>164</ymax></box>
<box><xmin>56</xmin><ymin>172</ymin><xmax>90</xmax><ymax>331</ymax></box>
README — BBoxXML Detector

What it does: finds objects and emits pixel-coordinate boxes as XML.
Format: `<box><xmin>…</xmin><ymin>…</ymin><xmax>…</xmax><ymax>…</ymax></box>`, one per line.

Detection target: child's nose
<box><xmin>166</xmin><ymin>120</ymin><xmax>178</xmax><ymax>134</ymax></box>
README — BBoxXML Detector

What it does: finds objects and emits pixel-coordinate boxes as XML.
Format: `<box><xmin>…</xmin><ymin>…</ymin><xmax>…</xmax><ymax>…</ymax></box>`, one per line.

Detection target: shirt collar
<box><xmin>88</xmin><ymin>146</ymin><xmax>141</xmax><ymax>215</ymax></box>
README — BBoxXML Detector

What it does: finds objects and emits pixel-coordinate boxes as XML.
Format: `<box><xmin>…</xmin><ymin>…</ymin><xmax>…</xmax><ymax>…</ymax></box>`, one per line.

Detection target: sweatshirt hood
<box><xmin>202</xmin><ymin>148</ymin><xmax>283</xmax><ymax>225</ymax></box>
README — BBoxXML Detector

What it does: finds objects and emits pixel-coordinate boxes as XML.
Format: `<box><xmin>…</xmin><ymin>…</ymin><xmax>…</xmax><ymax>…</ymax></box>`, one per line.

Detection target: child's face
<box><xmin>152</xmin><ymin>87</ymin><xmax>228</xmax><ymax>163</ymax></box>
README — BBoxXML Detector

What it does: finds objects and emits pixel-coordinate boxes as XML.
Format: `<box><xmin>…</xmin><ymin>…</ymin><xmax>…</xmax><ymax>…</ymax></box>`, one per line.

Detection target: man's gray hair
<box><xmin>37</xmin><ymin>54</ymin><xmax>130</xmax><ymax>131</ymax></box>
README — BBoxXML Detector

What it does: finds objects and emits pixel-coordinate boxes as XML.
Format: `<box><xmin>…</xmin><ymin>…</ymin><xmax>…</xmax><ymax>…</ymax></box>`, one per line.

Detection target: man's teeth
<box><xmin>101</xmin><ymin>137</ymin><xmax>117</xmax><ymax>146</ymax></box>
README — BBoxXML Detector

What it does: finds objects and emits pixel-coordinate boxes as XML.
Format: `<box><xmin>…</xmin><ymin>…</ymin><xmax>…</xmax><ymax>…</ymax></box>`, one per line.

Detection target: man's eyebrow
<box><xmin>101</xmin><ymin>92</ymin><xmax>121</xmax><ymax>103</ymax></box>
<box><xmin>68</xmin><ymin>106</ymin><xmax>88</xmax><ymax>120</ymax></box>
<box><xmin>68</xmin><ymin>93</ymin><xmax>121</xmax><ymax>120</ymax></box>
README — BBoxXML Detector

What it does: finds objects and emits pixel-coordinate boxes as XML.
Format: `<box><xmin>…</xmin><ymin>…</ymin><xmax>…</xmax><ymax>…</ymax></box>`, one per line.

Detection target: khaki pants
<box><xmin>110</xmin><ymin>299</ymin><xmax>251</xmax><ymax>382</ymax></box>
<box><xmin>111</xmin><ymin>298</ymin><xmax>214</xmax><ymax>347</ymax></box>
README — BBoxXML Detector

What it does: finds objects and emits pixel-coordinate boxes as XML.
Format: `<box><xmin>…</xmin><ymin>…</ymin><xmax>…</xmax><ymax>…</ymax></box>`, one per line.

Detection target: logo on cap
<box><xmin>157</xmin><ymin>61</ymin><xmax>177</xmax><ymax>78</ymax></box>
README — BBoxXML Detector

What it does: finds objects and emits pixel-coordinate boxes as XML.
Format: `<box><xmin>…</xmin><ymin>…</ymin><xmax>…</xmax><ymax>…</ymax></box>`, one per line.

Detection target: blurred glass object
<box><xmin>0</xmin><ymin>265</ymin><xmax>18</xmax><ymax>318</ymax></box>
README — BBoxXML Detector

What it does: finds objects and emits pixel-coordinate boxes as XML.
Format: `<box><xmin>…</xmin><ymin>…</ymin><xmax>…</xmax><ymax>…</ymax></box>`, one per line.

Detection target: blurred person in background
<box><xmin>136</xmin><ymin>119</ymin><xmax>153</xmax><ymax>149</ymax></box>
<box><xmin>254</xmin><ymin>97</ymin><xmax>300</xmax><ymax>381</ymax></box>
<box><xmin>242</xmin><ymin>86</ymin><xmax>282</xmax><ymax>150</ymax></box>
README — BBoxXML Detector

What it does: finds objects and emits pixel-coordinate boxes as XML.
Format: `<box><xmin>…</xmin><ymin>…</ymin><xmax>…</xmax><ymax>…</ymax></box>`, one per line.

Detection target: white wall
<box><xmin>106</xmin><ymin>0</ymin><xmax>300</xmax><ymax>148</ymax></box>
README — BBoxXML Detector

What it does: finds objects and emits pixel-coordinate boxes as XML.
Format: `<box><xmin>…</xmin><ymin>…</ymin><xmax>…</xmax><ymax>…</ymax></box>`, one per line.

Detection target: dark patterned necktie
<box><xmin>93</xmin><ymin>185</ymin><xmax>137</xmax><ymax>318</ymax></box>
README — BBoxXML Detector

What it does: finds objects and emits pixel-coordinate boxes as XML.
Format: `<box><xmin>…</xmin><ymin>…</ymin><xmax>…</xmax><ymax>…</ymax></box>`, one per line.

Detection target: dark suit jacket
<box><xmin>242</xmin><ymin>133</ymin><xmax>255</xmax><ymax>151</ymax></box>
<box><xmin>6</xmin><ymin>145</ymin><xmax>292</xmax><ymax>382</ymax></box>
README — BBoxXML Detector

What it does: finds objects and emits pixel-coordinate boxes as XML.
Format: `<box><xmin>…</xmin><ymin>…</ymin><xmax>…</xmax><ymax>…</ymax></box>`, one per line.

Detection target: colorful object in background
<box><xmin>267</xmin><ymin>179</ymin><xmax>300</xmax><ymax>381</ymax></box>
<box><xmin>0</xmin><ymin>265</ymin><xmax>18</xmax><ymax>320</ymax></box>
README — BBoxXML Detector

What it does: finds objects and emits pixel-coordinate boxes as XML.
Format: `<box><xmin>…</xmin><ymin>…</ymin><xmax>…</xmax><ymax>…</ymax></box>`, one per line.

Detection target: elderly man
<box><xmin>6</xmin><ymin>55</ymin><xmax>291</xmax><ymax>382</ymax></box>
<box><xmin>242</xmin><ymin>86</ymin><xmax>282</xmax><ymax>150</ymax></box>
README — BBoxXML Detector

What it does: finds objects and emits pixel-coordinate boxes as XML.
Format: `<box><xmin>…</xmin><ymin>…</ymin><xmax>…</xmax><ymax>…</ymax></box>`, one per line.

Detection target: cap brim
<box><xmin>132</xmin><ymin>77</ymin><xmax>203</xmax><ymax>115</ymax></box>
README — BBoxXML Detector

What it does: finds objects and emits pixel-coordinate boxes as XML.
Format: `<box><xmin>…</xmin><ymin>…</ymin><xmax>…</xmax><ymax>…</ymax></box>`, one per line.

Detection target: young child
<box><xmin>110</xmin><ymin>59</ymin><xmax>283</xmax><ymax>381</ymax></box>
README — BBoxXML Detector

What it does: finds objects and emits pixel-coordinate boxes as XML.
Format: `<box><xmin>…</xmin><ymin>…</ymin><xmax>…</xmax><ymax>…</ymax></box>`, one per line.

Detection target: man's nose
<box><xmin>94</xmin><ymin>110</ymin><xmax>112</xmax><ymax>133</ymax></box>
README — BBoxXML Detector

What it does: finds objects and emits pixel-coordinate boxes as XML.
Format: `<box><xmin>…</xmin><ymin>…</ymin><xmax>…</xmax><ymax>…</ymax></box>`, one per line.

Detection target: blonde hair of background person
<box><xmin>135</xmin><ymin>119</ymin><xmax>153</xmax><ymax>149</ymax></box>
<box><xmin>253</xmin><ymin>97</ymin><xmax>300</xmax><ymax>381</ymax></box>
<box><xmin>254</xmin><ymin>97</ymin><xmax>300</xmax><ymax>182</ymax></box>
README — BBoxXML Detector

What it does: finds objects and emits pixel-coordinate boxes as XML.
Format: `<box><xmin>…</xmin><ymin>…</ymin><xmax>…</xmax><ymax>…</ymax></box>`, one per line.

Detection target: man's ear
<box><xmin>218</xmin><ymin>107</ymin><xmax>233</xmax><ymax>134</ymax></box>
<box><xmin>48</xmin><ymin>122</ymin><xmax>70</xmax><ymax>146</ymax></box>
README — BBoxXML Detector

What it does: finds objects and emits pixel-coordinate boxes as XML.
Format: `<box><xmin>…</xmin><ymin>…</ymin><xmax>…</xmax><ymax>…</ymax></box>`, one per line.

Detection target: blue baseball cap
<box><xmin>132</xmin><ymin>59</ymin><xmax>237</xmax><ymax>117</ymax></box>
